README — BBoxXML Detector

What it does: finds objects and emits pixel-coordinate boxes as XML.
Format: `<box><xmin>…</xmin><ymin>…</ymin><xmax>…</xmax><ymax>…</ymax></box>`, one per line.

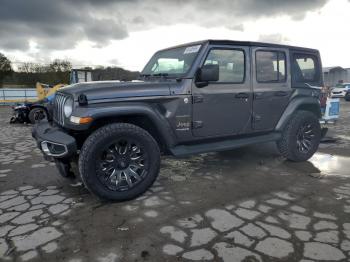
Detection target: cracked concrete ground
<box><xmin>1</xmin><ymin>101</ymin><xmax>350</xmax><ymax>262</ymax></box>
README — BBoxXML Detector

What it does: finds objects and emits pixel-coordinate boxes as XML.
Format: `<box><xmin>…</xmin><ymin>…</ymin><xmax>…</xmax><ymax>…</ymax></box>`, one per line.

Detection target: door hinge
<box><xmin>192</xmin><ymin>121</ymin><xmax>203</xmax><ymax>129</ymax></box>
<box><xmin>193</xmin><ymin>95</ymin><xmax>203</xmax><ymax>103</ymax></box>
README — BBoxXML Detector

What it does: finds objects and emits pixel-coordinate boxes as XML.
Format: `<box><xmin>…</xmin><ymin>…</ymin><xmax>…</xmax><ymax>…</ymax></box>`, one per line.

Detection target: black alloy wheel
<box><xmin>79</xmin><ymin>123</ymin><xmax>160</xmax><ymax>201</ymax></box>
<box><xmin>97</xmin><ymin>138</ymin><xmax>148</xmax><ymax>192</ymax></box>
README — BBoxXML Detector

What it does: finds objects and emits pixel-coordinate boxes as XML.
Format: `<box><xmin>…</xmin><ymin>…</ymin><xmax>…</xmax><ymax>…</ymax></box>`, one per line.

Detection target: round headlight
<box><xmin>64</xmin><ymin>97</ymin><xmax>73</xmax><ymax>117</ymax></box>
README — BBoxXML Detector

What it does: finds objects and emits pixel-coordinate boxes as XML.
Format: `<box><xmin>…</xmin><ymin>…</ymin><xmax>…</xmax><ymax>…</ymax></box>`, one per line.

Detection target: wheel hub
<box><xmin>296</xmin><ymin>123</ymin><xmax>314</xmax><ymax>153</ymax></box>
<box><xmin>116</xmin><ymin>156</ymin><xmax>130</xmax><ymax>169</ymax></box>
<box><xmin>97</xmin><ymin>138</ymin><xmax>147</xmax><ymax>191</ymax></box>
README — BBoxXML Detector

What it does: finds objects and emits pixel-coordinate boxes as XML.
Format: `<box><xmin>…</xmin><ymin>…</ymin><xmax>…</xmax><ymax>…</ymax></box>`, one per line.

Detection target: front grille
<box><xmin>53</xmin><ymin>92</ymin><xmax>68</xmax><ymax>126</ymax></box>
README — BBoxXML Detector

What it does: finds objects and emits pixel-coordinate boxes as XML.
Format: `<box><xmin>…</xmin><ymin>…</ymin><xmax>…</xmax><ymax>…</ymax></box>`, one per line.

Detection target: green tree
<box><xmin>0</xmin><ymin>53</ymin><xmax>12</xmax><ymax>87</ymax></box>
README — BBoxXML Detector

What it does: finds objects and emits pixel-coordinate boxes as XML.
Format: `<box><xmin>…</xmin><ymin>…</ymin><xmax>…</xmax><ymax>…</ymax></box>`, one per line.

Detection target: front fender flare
<box><xmin>74</xmin><ymin>103</ymin><xmax>176</xmax><ymax>149</ymax></box>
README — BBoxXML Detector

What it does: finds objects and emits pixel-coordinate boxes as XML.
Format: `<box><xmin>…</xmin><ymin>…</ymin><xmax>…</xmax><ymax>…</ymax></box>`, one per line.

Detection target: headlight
<box><xmin>64</xmin><ymin>97</ymin><xmax>73</xmax><ymax>117</ymax></box>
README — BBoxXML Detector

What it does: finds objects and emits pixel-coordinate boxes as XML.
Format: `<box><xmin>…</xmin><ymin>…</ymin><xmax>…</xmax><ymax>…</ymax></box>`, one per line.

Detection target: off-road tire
<box><xmin>79</xmin><ymin>123</ymin><xmax>160</xmax><ymax>201</ymax></box>
<box><xmin>277</xmin><ymin>110</ymin><xmax>321</xmax><ymax>162</ymax></box>
<box><xmin>28</xmin><ymin>108</ymin><xmax>47</xmax><ymax>124</ymax></box>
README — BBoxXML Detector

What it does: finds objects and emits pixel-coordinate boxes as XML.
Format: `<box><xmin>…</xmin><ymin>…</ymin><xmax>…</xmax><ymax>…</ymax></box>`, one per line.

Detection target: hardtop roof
<box><xmin>160</xmin><ymin>39</ymin><xmax>319</xmax><ymax>53</ymax></box>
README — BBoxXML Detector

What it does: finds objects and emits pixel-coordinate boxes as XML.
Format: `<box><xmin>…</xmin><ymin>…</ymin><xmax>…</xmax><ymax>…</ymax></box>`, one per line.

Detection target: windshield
<box><xmin>335</xmin><ymin>84</ymin><xmax>346</xmax><ymax>89</ymax></box>
<box><xmin>141</xmin><ymin>44</ymin><xmax>201</xmax><ymax>77</ymax></box>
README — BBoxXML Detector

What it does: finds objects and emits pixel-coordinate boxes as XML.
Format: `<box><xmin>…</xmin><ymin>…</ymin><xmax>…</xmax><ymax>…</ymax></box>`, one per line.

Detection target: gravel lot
<box><xmin>1</xmin><ymin>101</ymin><xmax>350</xmax><ymax>262</ymax></box>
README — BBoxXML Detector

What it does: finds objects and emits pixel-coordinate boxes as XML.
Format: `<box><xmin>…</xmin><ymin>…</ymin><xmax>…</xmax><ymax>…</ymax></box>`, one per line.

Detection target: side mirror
<box><xmin>196</xmin><ymin>64</ymin><xmax>219</xmax><ymax>87</ymax></box>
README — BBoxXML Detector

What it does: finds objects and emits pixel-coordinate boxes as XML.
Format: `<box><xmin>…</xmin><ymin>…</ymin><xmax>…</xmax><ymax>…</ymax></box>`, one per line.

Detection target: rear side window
<box><xmin>256</xmin><ymin>51</ymin><xmax>286</xmax><ymax>82</ymax></box>
<box><xmin>293</xmin><ymin>54</ymin><xmax>318</xmax><ymax>82</ymax></box>
<box><xmin>204</xmin><ymin>49</ymin><xmax>245</xmax><ymax>83</ymax></box>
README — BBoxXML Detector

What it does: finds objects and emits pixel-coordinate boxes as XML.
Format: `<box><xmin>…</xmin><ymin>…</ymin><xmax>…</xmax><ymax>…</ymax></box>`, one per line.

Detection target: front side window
<box><xmin>204</xmin><ymin>49</ymin><xmax>245</xmax><ymax>83</ymax></box>
<box><xmin>142</xmin><ymin>45</ymin><xmax>201</xmax><ymax>77</ymax></box>
<box><xmin>293</xmin><ymin>54</ymin><xmax>318</xmax><ymax>82</ymax></box>
<box><xmin>256</xmin><ymin>51</ymin><xmax>286</xmax><ymax>82</ymax></box>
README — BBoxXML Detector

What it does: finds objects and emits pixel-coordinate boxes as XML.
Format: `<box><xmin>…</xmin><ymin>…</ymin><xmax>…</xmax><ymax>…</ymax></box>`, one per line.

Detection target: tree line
<box><xmin>0</xmin><ymin>52</ymin><xmax>139</xmax><ymax>88</ymax></box>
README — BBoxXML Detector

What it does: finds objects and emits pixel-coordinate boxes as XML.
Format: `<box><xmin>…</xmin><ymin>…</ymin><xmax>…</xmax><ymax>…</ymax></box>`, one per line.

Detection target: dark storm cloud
<box><xmin>0</xmin><ymin>0</ymin><xmax>329</xmax><ymax>52</ymax></box>
<box><xmin>0</xmin><ymin>0</ymin><xmax>128</xmax><ymax>51</ymax></box>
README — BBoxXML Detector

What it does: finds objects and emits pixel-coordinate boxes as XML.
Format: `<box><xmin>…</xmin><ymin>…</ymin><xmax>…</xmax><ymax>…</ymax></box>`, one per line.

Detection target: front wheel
<box><xmin>277</xmin><ymin>110</ymin><xmax>321</xmax><ymax>162</ymax></box>
<box><xmin>79</xmin><ymin>123</ymin><xmax>160</xmax><ymax>201</ymax></box>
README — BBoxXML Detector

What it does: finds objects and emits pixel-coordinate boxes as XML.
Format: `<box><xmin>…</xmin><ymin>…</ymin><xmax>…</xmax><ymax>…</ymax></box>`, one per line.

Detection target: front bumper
<box><xmin>331</xmin><ymin>92</ymin><xmax>345</xmax><ymax>98</ymax></box>
<box><xmin>32</xmin><ymin>121</ymin><xmax>77</xmax><ymax>160</ymax></box>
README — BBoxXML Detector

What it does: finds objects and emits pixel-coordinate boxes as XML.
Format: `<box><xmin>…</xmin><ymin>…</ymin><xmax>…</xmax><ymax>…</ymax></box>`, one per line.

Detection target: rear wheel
<box><xmin>277</xmin><ymin>110</ymin><xmax>321</xmax><ymax>162</ymax></box>
<box><xmin>79</xmin><ymin>123</ymin><xmax>160</xmax><ymax>201</ymax></box>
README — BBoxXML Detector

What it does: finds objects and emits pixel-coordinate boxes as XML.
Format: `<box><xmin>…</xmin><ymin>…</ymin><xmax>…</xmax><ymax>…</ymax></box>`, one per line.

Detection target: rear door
<box><xmin>192</xmin><ymin>46</ymin><xmax>252</xmax><ymax>137</ymax></box>
<box><xmin>252</xmin><ymin>47</ymin><xmax>292</xmax><ymax>131</ymax></box>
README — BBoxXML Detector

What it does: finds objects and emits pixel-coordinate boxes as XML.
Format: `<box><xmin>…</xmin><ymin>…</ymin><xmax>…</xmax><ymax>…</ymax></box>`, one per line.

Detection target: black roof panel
<box><xmin>160</xmin><ymin>39</ymin><xmax>319</xmax><ymax>53</ymax></box>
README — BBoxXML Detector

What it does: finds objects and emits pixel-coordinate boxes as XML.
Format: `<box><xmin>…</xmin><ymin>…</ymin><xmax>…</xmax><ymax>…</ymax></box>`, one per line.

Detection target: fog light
<box><xmin>41</xmin><ymin>141</ymin><xmax>68</xmax><ymax>157</ymax></box>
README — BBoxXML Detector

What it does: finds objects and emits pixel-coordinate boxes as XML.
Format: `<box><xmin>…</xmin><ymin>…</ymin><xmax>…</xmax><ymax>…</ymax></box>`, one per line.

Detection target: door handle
<box><xmin>235</xmin><ymin>93</ymin><xmax>249</xmax><ymax>99</ymax></box>
<box><xmin>274</xmin><ymin>91</ymin><xmax>288</xmax><ymax>97</ymax></box>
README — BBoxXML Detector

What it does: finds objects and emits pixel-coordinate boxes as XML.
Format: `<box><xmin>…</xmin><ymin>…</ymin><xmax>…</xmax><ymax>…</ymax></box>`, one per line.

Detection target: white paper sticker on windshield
<box><xmin>184</xmin><ymin>45</ymin><xmax>201</xmax><ymax>54</ymax></box>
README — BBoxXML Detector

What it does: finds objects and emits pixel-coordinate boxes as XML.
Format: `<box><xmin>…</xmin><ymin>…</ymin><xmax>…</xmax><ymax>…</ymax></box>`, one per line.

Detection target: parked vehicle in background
<box><xmin>9</xmin><ymin>69</ymin><xmax>93</xmax><ymax>124</ymax></box>
<box><xmin>10</xmin><ymin>96</ymin><xmax>54</xmax><ymax>124</ymax></box>
<box><xmin>331</xmin><ymin>83</ymin><xmax>350</xmax><ymax>98</ymax></box>
<box><xmin>33</xmin><ymin>40</ymin><xmax>332</xmax><ymax>201</ymax></box>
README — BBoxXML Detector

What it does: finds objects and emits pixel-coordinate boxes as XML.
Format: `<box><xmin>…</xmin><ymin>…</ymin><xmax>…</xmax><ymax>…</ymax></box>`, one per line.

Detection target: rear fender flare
<box><xmin>276</xmin><ymin>97</ymin><xmax>321</xmax><ymax>131</ymax></box>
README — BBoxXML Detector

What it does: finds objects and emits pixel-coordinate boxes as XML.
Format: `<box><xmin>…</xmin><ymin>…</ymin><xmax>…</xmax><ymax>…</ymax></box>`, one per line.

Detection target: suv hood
<box><xmin>59</xmin><ymin>80</ymin><xmax>172</xmax><ymax>101</ymax></box>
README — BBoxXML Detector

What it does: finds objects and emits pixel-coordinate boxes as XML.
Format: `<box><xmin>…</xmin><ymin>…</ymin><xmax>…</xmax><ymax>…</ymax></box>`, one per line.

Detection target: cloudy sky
<box><xmin>1</xmin><ymin>0</ymin><xmax>349</xmax><ymax>71</ymax></box>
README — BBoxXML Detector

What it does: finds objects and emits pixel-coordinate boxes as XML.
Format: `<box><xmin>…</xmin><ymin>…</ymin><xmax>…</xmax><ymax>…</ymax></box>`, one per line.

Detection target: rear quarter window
<box><xmin>292</xmin><ymin>53</ymin><xmax>321</xmax><ymax>85</ymax></box>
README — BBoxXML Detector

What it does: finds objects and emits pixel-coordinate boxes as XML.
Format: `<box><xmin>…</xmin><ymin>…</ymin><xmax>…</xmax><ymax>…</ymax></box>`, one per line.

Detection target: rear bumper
<box><xmin>32</xmin><ymin>121</ymin><xmax>77</xmax><ymax>159</ymax></box>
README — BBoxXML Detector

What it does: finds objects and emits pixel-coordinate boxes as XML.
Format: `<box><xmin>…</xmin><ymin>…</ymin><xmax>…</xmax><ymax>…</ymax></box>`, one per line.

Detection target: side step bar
<box><xmin>170</xmin><ymin>133</ymin><xmax>281</xmax><ymax>157</ymax></box>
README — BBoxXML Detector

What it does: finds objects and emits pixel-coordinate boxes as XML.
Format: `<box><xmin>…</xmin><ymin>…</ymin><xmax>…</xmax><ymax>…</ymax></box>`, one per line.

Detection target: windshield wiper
<box><xmin>139</xmin><ymin>73</ymin><xmax>169</xmax><ymax>77</ymax></box>
<box><xmin>139</xmin><ymin>72</ymin><xmax>176</xmax><ymax>81</ymax></box>
<box><xmin>151</xmin><ymin>73</ymin><xmax>169</xmax><ymax>77</ymax></box>
<box><xmin>139</xmin><ymin>73</ymin><xmax>169</xmax><ymax>78</ymax></box>
<box><xmin>139</xmin><ymin>73</ymin><xmax>151</xmax><ymax>77</ymax></box>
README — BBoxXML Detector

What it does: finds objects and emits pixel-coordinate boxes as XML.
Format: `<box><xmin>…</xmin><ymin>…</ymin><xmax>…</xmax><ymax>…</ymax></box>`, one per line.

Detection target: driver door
<box><xmin>192</xmin><ymin>46</ymin><xmax>252</xmax><ymax>137</ymax></box>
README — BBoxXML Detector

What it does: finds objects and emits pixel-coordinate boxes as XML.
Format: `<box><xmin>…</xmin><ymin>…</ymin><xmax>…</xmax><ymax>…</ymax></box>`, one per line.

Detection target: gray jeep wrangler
<box><xmin>33</xmin><ymin>40</ymin><xmax>325</xmax><ymax>201</ymax></box>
